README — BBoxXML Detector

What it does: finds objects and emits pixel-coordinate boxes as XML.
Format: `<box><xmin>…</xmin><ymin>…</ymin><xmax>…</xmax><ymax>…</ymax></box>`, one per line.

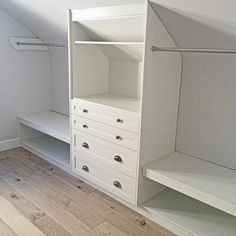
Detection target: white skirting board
<box><xmin>0</xmin><ymin>138</ymin><xmax>20</xmax><ymax>152</ymax></box>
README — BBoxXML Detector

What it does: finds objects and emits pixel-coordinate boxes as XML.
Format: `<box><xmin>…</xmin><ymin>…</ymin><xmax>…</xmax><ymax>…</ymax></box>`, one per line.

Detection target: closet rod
<box><xmin>16</xmin><ymin>42</ymin><xmax>68</xmax><ymax>48</ymax></box>
<box><xmin>151</xmin><ymin>46</ymin><xmax>236</xmax><ymax>54</ymax></box>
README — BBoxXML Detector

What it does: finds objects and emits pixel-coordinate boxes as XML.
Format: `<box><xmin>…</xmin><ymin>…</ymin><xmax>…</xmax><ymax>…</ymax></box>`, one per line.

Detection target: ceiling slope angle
<box><xmin>0</xmin><ymin>0</ymin><xmax>144</xmax><ymax>44</ymax></box>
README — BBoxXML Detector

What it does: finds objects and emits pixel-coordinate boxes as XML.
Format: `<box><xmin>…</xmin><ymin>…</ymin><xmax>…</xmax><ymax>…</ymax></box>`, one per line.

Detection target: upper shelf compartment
<box><xmin>74</xmin><ymin>41</ymin><xmax>144</xmax><ymax>61</ymax></box>
<box><xmin>72</xmin><ymin>4</ymin><xmax>145</xmax><ymax>42</ymax></box>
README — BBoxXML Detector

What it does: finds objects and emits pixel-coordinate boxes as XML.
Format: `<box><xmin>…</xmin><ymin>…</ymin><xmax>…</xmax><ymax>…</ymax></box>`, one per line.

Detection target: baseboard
<box><xmin>0</xmin><ymin>138</ymin><xmax>20</xmax><ymax>152</ymax></box>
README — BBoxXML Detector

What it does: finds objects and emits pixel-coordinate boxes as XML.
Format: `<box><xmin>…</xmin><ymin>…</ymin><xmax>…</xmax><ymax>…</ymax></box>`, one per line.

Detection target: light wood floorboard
<box><xmin>0</xmin><ymin>148</ymin><xmax>175</xmax><ymax>236</ymax></box>
<box><xmin>0</xmin><ymin>218</ymin><xmax>18</xmax><ymax>236</ymax></box>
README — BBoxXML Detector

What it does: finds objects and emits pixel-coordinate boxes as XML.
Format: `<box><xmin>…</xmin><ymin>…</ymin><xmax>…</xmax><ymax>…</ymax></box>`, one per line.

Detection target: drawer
<box><xmin>72</xmin><ymin>115</ymin><xmax>139</xmax><ymax>151</ymax></box>
<box><xmin>72</xmin><ymin>130</ymin><xmax>138</xmax><ymax>178</ymax></box>
<box><xmin>71</xmin><ymin>99</ymin><xmax>140</xmax><ymax>133</ymax></box>
<box><xmin>72</xmin><ymin>152</ymin><xmax>136</xmax><ymax>204</ymax></box>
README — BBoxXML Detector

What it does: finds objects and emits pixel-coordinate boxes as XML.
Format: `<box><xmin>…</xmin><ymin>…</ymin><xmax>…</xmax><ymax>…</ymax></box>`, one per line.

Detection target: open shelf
<box><xmin>18</xmin><ymin>111</ymin><xmax>70</xmax><ymax>172</ymax></box>
<box><xmin>143</xmin><ymin>152</ymin><xmax>236</xmax><ymax>217</ymax></box>
<box><xmin>76</xmin><ymin>93</ymin><xmax>141</xmax><ymax>113</ymax></box>
<box><xmin>143</xmin><ymin>189</ymin><xmax>236</xmax><ymax>236</ymax></box>
<box><xmin>21</xmin><ymin>135</ymin><xmax>70</xmax><ymax>171</ymax></box>
<box><xmin>74</xmin><ymin>41</ymin><xmax>143</xmax><ymax>45</ymax></box>
<box><xmin>18</xmin><ymin>111</ymin><xmax>70</xmax><ymax>143</ymax></box>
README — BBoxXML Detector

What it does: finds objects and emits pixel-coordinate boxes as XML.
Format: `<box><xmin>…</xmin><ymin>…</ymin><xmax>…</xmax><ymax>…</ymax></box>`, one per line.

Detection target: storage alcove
<box><xmin>18</xmin><ymin>111</ymin><xmax>70</xmax><ymax>172</ymax></box>
<box><xmin>69</xmin><ymin>2</ymin><xmax>236</xmax><ymax>235</ymax></box>
<box><xmin>140</xmin><ymin>2</ymin><xmax>236</xmax><ymax>236</ymax></box>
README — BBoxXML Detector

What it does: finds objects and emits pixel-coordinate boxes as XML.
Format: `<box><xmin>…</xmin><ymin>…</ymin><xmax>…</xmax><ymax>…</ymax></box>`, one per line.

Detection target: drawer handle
<box><xmin>113</xmin><ymin>181</ymin><xmax>122</xmax><ymax>188</ymax></box>
<box><xmin>83</xmin><ymin>109</ymin><xmax>88</xmax><ymax>113</ymax></box>
<box><xmin>82</xmin><ymin>142</ymin><xmax>89</xmax><ymax>149</ymax></box>
<box><xmin>116</xmin><ymin>136</ymin><xmax>122</xmax><ymax>141</ymax></box>
<box><xmin>116</xmin><ymin>118</ymin><xmax>124</xmax><ymax>123</ymax></box>
<box><xmin>82</xmin><ymin>165</ymin><xmax>89</xmax><ymax>172</ymax></box>
<box><xmin>114</xmin><ymin>155</ymin><xmax>122</xmax><ymax>163</ymax></box>
<box><xmin>83</xmin><ymin>124</ymin><xmax>88</xmax><ymax>129</ymax></box>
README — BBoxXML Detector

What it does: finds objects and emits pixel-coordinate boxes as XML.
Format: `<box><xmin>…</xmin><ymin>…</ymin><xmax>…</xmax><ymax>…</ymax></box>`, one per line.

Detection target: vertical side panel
<box><xmin>68</xmin><ymin>12</ymin><xmax>93</xmax><ymax>100</ymax></box>
<box><xmin>137</xmin><ymin>1</ymin><xmax>182</xmax><ymax>204</ymax></box>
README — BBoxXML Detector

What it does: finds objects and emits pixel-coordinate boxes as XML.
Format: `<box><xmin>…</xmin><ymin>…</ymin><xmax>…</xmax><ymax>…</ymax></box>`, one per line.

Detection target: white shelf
<box><xmin>74</xmin><ymin>41</ymin><xmax>143</xmax><ymax>45</ymax></box>
<box><xmin>21</xmin><ymin>135</ymin><xmax>70</xmax><ymax>170</ymax></box>
<box><xmin>18</xmin><ymin>111</ymin><xmax>70</xmax><ymax>144</ymax></box>
<box><xmin>143</xmin><ymin>152</ymin><xmax>236</xmax><ymax>217</ymax></box>
<box><xmin>143</xmin><ymin>189</ymin><xmax>236</xmax><ymax>236</ymax></box>
<box><xmin>74</xmin><ymin>41</ymin><xmax>143</xmax><ymax>61</ymax></box>
<box><xmin>76</xmin><ymin>93</ymin><xmax>141</xmax><ymax>113</ymax></box>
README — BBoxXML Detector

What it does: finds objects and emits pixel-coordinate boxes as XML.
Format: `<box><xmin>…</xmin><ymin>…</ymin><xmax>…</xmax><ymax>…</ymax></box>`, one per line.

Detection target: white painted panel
<box><xmin>137</xmin><ymin>2</ymin><xmax>182</xmax><ymax>204</ymax></box>
<box><xmin>72</xmin><ymin>44</ymin><xmax>109</xmax><ymax>97</ymax></box>
<box><xmin>140</xmin><ymin>2</ymin><xmax>182</xmax><ymax>166</ymax></box>
<box><xmin>109</xmin><ymin>60</ymin><xmax>143</xmax><ymax>98</ymax></box>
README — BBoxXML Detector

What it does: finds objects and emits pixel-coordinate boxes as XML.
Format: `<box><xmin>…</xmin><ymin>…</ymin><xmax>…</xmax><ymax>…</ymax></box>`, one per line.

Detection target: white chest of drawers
<box><xmin>71</xmin><ymin>97</ymin><xmax>140</xmax><ymax>204</ymax></box>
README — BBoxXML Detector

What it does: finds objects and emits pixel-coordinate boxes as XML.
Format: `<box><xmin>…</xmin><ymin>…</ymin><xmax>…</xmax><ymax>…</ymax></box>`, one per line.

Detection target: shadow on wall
<box><xmin>151</xmin><ymin>3</ymin><xmax>236</xmax><ymax>170</ymax></box>
<box><xmin>151</xmin><ymin>3</ymin><xmax>236</xmax><ymax>48</ymax></box>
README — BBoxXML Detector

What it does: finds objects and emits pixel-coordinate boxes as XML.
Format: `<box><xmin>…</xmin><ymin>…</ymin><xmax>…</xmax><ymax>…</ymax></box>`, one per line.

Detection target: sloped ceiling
<box><xmin>0</xmin><ymin>0</ymin><xmax>143</xmax><ymax>44</ymax></box>
<box><xmin>1</xmin><ymin>0</ymin><xmax>236</xmax><ymax>45</ymax></box>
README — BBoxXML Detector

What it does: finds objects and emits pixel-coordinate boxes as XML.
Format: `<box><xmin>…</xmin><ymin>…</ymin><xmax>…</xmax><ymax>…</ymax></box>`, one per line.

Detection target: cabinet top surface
<box><xmin>75</xmin><ymin>94</ymin><xmax>141</xmax><ymax>114</ymax></box>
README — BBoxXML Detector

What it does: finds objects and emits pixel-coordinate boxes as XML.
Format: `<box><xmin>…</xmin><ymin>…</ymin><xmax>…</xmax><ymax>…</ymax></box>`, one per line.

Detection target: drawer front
<box><xmin>72</xmin><ymin>152</ymin><xmax>136</xmax><ymax>204</ymax></box>
<box><xmin>72</xmin><ymin>115</ymin><xmax>139</xmax><ymax>151</ymax></box>
<box><xmin>71</xmin><ymin>99</ymin><xmax>140</xmax><ymax>133</ymax></box>
<box><xmin>72</xmin><ymin>130</ymin><xmax>138</xmax><ymax>178</ymax></box>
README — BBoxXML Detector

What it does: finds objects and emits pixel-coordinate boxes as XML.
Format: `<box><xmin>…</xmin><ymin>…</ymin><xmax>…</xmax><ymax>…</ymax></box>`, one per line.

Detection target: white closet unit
<box><xmin>67</xmin><ymin>1</ymin><xmax>236</xmax><ymax>235</ymax></box>
<box><xmin>69</xmin><ymin>2</ymin><xmax>144</xmax><ymax>205</ymax></box>
<box><xmin>18</xmin><ymin>111</ymin><xmax>70</xmax><ymax>171</ymax></box>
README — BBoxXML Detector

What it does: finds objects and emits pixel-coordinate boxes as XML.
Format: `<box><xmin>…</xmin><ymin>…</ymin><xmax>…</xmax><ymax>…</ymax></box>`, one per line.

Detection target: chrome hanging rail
<box><xmin>16</xmin><ymin>42</ymin><xmax>68</xmax><ymax>48</ymax></box>
<box><xmin>151</xmin><ymin>46</ymin><xmax>236</xmax><ymax>54</ymax></box>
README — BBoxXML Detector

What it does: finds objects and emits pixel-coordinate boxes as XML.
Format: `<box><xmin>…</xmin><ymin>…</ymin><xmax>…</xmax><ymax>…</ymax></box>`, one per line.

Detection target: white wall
<box><xmin>0</xmin><ymin>8</ymin><xmax>51</xmax><ymax>142</ymax></box>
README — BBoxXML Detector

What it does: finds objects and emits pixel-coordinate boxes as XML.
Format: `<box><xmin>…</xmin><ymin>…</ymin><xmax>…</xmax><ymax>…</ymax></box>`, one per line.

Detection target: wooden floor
<box><xmin>0</xmin><ymin>148</ymin><xmax>175</xmax><ymax>236</ymax></box>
